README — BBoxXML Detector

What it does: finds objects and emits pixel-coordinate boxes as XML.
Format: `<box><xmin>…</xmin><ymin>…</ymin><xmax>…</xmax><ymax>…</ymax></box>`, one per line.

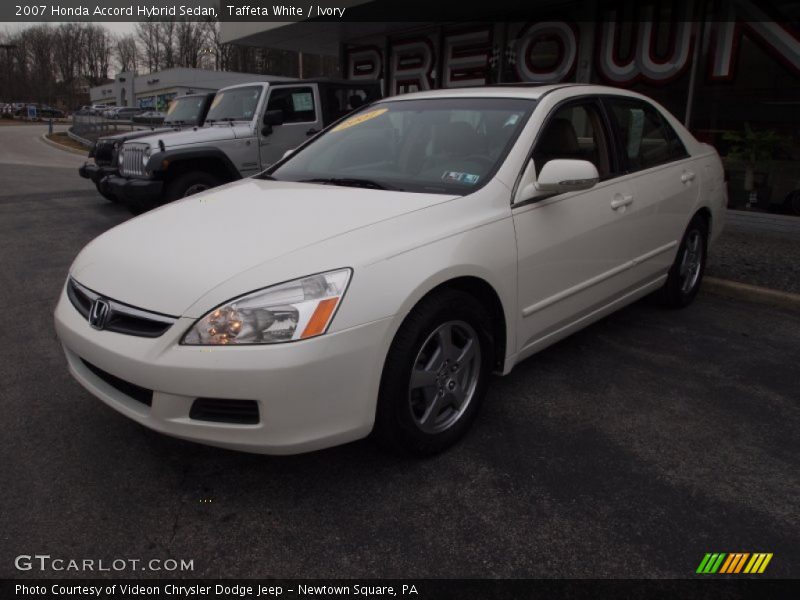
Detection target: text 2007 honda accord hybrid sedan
<box><xmin>55</xmin><ymin>85</ymin><xmax>726</xmax><ymax>456</ymax></box>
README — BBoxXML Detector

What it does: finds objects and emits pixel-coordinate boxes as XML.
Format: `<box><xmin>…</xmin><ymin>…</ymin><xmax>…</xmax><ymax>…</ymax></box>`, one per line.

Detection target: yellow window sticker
<box><xmin>210</xmin><ymin>93</ymin><xmax>224</xmax><ymax>110</ymax></box>
<box><xmin>332</xmin><ymin>108</ymin><xmax>388</xmax><ymax>132</ymax></box>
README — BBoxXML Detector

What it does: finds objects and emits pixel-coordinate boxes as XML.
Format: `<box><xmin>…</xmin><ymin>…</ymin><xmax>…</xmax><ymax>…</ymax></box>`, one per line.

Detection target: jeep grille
<box><xmin>120</xmin><ymin>143</ymin><xmax>147</xmax><ymax>177</ymax></box>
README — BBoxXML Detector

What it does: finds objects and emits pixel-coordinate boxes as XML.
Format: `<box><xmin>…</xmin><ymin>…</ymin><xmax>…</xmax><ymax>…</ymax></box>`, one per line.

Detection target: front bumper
<box><xmin>78</xmin><ymin>163</ymin><xmax>117</xmax><ymax>184</ymax></box>
<box><xmin>54</xmin><ymin>285</ymin><xmax>392</xmax><ymax>454</ymax></box>
<box><xmin>104</xmin><ymin>175</ymin><xmax>163</xmax><ymax>205</ymax></box>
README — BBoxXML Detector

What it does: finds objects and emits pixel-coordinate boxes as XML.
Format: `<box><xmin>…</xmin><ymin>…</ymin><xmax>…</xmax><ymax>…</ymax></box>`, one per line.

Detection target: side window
<box><xmin>532</xmin><ymin>102</ymin><xmax>612</xmax><ymax>179</ymax></box>
<box><xmin>325</xmin><ymin>87</ymin><xmax>372</xmax><ymax>122</ymax></box>
<box><xmin>266</xmin><ymin>86</ymin><xmax>316</xmax><ymax>123</ymax></box>
<box><xmin>607</xmin><ymin>99</ymin><xmax>688</xmax><ymax>171</ymax></box>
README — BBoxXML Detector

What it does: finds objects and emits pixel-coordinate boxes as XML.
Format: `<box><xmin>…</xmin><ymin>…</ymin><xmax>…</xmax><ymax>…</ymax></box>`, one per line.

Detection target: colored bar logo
<box><xmin>696</xmin><ymin>553</ymin><xmax>773</xmax><ymax>574</ymax></box>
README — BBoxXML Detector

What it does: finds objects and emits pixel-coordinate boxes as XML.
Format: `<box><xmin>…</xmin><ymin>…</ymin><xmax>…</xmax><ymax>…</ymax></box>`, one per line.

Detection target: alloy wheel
<box><xmin>408</xmin><ymin>320</ymin><xmax>482</xmax><ymax>434</ymax></box>
<box><xmin>679</xmin><ymin>229</ymin><xmax>704</xmax><ymax>294</ymax></box>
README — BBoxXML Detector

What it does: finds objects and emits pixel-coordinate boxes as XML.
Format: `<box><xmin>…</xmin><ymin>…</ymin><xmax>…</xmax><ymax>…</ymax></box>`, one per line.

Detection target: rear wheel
<box><xmin>373</xmin><ymin>290</ymin><xmax>493</xmax><ymax>456</ymax></box>
<box><xmin>657</xmin><ymin>215</ymin><xmax>708</xmax><ymax>308</ymax></box>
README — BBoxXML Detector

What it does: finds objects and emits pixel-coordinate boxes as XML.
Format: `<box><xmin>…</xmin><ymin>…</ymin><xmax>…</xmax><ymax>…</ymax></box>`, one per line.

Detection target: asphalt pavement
<box><xmin>1</xmin><ymin>129</ymin><xmax>798</xmax><ymax>579</ymax></box>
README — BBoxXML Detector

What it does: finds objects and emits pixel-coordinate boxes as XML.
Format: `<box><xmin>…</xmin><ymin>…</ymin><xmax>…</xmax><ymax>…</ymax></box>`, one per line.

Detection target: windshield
<box><xmin>267</xmin><ymin>97</ymin><xmax>535</xmax><ymax>194</ymax></box>
<box><xmin>164</xmin><ymin>96</ymin><xmax>205</xmax><ymax>124</ymax></box>
<box><xmin>205</xmin><ymin>86</ymin><xmax>263</xmax><ymax>123</ymax></box>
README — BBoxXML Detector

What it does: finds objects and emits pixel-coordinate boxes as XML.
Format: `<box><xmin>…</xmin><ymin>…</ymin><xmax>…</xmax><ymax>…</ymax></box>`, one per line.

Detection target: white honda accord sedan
<box><xmin>54</xmin><ymin>84</ymin><xmax>726</xmax><ymax>456</ymax></box>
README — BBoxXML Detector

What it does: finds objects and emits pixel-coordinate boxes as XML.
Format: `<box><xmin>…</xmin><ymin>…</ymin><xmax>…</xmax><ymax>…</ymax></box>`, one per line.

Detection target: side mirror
<box><xmin>535</xmin><ymin>159</ymin><xmax>599</xmax><ymax>193</ymax></box>
<box><xmin>263</xmin><ymin>109</ymin><xmax>284</xmax><ymax>126</ymax></box>
<box><xmin>261</xmin><ymin>125</ymin><xmax>273</xmax><ymax>137</ymax></box>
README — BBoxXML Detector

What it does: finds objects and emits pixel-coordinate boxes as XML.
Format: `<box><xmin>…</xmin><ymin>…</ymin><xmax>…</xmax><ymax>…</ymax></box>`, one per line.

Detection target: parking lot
<box><xmin>1</xmin><ymin>125</ymin><xmax>798</xmax><ymax>579</ymax></box>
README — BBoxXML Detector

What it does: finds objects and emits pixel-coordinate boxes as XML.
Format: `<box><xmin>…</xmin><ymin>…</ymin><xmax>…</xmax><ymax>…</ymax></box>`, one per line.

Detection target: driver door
<box><xmin>258</xmin><ymin>85</ymin><xmax>322</xmax><ymax>167</ymax></box>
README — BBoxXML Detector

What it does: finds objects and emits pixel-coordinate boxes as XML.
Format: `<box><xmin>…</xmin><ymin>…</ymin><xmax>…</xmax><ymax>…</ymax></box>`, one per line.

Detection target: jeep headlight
<box><xmin>181</xmin><ymin>269</ymin><xmax>352</xmax><ymax>345</ymax></box>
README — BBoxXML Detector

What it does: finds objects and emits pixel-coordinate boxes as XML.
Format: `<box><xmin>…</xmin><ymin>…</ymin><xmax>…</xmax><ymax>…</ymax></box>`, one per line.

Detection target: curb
<box><xmin>67</xmin><ymin>128</ymin><xmax>93</xmax><ymax>147</ymax></box>
<box><xmin>40</xmin><ymin>133</ymin><xmax>88</xmax><ymax>155</ymax></box>
<box><xmin>704</xmin><ymin>276</ymin><xmax>800</xmax><ymax>309</ymax></box>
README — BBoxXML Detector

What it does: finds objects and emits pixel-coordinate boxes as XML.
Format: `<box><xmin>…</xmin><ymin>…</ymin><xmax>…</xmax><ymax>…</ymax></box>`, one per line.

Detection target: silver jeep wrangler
<box><xmin>104</xmin><ymin>79</ymin><xmax>381</xmax><ymax>214</ymax></box>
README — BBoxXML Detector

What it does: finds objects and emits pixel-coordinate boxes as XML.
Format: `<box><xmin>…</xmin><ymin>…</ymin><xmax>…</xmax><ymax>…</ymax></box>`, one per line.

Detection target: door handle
<box><xmin>610</xmin><ymin>194</ymin><xmax>634</xmax><ymax>210</ymax></box>
<box><xmin>681</xmin><ymin>171</ymin><xmax>696</xmax><ymax>183</ymax></box>
<box><xmin>306</xmin><ymin>128</ymin><xmax>319</xmax><ymax>136</ymax></box>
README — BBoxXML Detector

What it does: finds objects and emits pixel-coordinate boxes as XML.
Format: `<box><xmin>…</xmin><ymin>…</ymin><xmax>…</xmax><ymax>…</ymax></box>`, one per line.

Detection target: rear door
<box><xmin>602</xmin><ymin>97</ymin><xmax>699</xmax><ymax>279</ymax></box>
<box><xmin>258</xmin><ymin>85</ymin><xmax>322</xmax><ymax>167</ymax></box>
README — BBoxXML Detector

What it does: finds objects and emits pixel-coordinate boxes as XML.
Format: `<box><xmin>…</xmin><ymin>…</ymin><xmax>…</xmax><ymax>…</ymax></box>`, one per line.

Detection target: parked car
<box><xmin>106</xmin><ymin>79</ymin><xmax>381</xmax><ymax>213</ymax></box>
<box><xmin>79</xmin><ymin>93</ymin><xmax>215</xmax><ymax>201</ymax></box>
<box><xmin>55</xmin><ymin>84</ymin><xmax>726</xmax><ymax>456</ymax></box>
<box><xmin>132</xmin><ymin>110</ymin><xmax>166</xmax><ymax>125</ymax></box>
<box><xmin>110</xmin><ymin>106</ymin><xmax>144</xmax><ymax>120</ymax></box>
<box><xmin>90</xmin><ymin>104</ymin><xmax>112</xmax><ymax>115</ymax></box>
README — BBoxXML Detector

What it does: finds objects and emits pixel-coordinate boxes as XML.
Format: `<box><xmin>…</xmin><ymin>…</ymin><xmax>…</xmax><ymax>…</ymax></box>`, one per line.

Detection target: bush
<box><xmin>1</xmin><ymin>113</ymin><xmax>13</xmax><ymax>120</ymax></box>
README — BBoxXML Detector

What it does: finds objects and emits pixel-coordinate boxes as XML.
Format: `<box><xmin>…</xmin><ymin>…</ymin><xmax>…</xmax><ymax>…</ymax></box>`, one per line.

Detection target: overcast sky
<box><xmin>3</xmin><ymin>22</ymin><xmax>137</xmax><ymax>36</ymax></box>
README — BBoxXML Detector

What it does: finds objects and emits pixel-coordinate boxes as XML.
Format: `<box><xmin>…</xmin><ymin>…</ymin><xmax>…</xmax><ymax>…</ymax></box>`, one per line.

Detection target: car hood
<box><xmin>98</xmin><ymin>126</ymin><xmax>180</xmax><ymax>143</ymax></box>
<box><xmin>70</xmin><ymin>179</ymin><xmax>456</xmax><ymax>316</ymax></box>
<box><xmin>122</xmin><ymin>124</ymin><xmax>246</xmax><ymax>149</ymax></box>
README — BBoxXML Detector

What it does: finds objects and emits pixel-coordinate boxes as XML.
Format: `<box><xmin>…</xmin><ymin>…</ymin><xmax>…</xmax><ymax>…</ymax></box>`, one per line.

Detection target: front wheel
<box><xmin>163</xmin><ymin>171</ymin><xmax>222</xmax><ymax>203</ymax></box>
<box><xmin>657</xmin><ymin>216</ymin><xmax>708</xmax><ymax>308</ymax></box>
<box><xmin>784</xmin><ymin>191</ymin><xmax>800</xmax><ymax>216</ymax></box>
<box><xmin>373</xmin><ymin>290</ymin><xmax>494</xmax><ymax>456</ymax></box>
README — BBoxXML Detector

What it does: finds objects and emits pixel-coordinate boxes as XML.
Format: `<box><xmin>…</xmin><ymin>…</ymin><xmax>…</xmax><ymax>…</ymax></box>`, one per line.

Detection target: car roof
<box><xmin>378</xmin><ymin>83</ymin><xmax>649</xmax><ymax>102</ymax></box>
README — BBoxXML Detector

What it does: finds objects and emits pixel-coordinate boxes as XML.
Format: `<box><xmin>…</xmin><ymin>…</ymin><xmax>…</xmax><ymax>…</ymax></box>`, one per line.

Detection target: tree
<box><xmin>115</xmin><ymin>34</ymin><xmax>138</xmax><ymax>73</ymax></box>
<box><xmin>53</xmin><ymin>24</ymin><xmax>83</xmax><ymax>108</ymax></box>
<box><xmin>176</xmin><ymin>20</ymin><xmax>209</xmax><ymax>68</ymax></box>
<box><xmin>159</xmin><ymin>21</ymin><xmax>177</xmax><ymax>69</ymax></box>
<box><xmin>723</xmin><ymin>124</ymin><xmax>790</xmax><ymax>193</ymax></box>
<box><xmin>136</xmin><ymin>21</ymin><xmax>162</xmax><ymax>72</ymax></box>
<box><xmin>82</xmin><ymin>24</ymin><xmax>112</xmax><ymax>86</ymax></box>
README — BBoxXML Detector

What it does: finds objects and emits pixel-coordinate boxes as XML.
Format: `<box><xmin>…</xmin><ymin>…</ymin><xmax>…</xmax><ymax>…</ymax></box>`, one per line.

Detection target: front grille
<box><xmin>190</xmin><ymin>399</ymin><xmax>260</xmax><ymax>425</ymax></box>
<box><xmin>67</xmin><ymin>278</ymin><xmax>177</xmax><ymax>338</ymax></box>
<box><xmin>81</xmin><ymin>359</ymin><xmax>153</xmax><ymax>407</ymax></box>
<box><xmin>120</xmin><ymin>142</ymin><xmax>147</xmax><ymax>176</ymax></box>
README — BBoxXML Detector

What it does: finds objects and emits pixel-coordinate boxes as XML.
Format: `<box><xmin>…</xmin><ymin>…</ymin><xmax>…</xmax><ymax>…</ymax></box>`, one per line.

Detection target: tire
<box><xmin>163</xmin><ymin>171</ymin><xmax>222</xmax><ymax>204</ymax></box>
<box><xmin>94</xmin><ymin>180</ymin><xmax>117</xmax><ymax>203</ymax></box>
<box><xmin>783</xmin><ymin>191</ymin><xmax>800</xmax><ymax>216</ymax></box>
<box><xmin>656</xmin><ymin>215</ymin><xmax>708</xmax><ymax>308</ymax></box>
<box><xmin>373</xmin><ymin>289</ymin><xmax>494</xmax><ymax>456</ymax></box>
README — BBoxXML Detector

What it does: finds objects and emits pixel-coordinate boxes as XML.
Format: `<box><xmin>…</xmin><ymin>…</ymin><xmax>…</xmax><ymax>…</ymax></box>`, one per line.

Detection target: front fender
<box><xmin>146</xmin><ymin>147</ymin><xmax>241</xmax><ymax>180</ymax></box>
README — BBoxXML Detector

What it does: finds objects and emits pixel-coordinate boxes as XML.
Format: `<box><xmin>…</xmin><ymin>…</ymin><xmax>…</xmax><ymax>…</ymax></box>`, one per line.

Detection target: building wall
<box><xmin>342</xmin><ymin>13</ymin><xmax>800</xmax><ymax>137</ymax></box>
<box><xmin>90</xmin><ymin>68</ymin><xmax>296</xmax><ymax>108</ymax></box>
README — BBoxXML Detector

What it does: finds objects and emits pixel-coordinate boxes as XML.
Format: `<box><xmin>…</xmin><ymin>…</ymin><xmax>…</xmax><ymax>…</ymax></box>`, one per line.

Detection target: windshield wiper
<box><xmin>299</xmin><ymin>177</ymin><xmax>399</xmax><ymax>191</ymax></box>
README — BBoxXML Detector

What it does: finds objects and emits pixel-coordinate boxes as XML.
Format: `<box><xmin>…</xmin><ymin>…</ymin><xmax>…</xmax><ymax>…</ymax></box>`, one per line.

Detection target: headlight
<box><xmin>118</xmin><ymin>149</ymin><xmax>124</xmax><ymax>166</ymax></box>
<box><xmin>181</xmin><ymin>268</ymin><xmax>352</xmax><ymax>345</ymax></box>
